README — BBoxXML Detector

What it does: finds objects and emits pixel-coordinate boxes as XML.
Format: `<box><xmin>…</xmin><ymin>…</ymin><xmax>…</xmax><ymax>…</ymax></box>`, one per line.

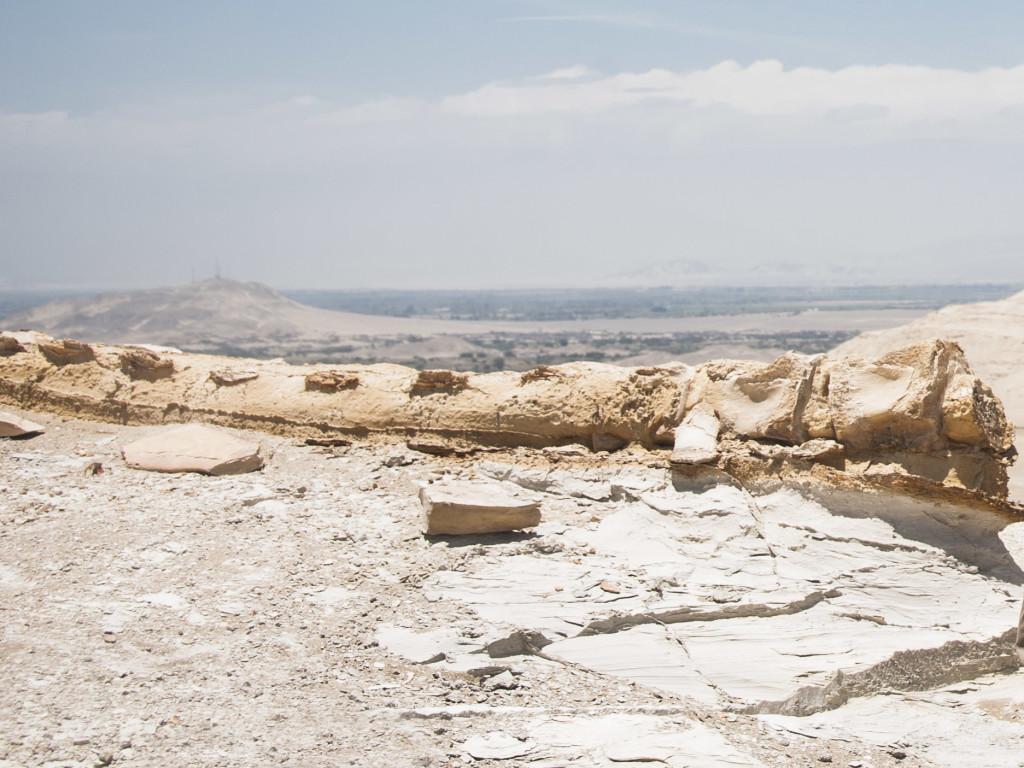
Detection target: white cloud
<box><xmin>4</xmin><ymin>60</ymin><xmax>1024</xmax><ymax>289</ymax></box>
<box><xmin>537</xmin><ymin>65</ymin><xmax>595</xmax><ymax>81</ymax></box>
<box><xmin>442</xmin><ymin>60</ymin><xmax>1024</xmax><ymax>122</ymax></box>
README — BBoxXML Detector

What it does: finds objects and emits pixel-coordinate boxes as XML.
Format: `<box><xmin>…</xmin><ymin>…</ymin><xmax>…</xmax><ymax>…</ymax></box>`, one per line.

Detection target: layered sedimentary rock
<box><xmin>0</xmin><ymin>331</ymin><xmax>1016</xmax><ymax>504</ymax></box>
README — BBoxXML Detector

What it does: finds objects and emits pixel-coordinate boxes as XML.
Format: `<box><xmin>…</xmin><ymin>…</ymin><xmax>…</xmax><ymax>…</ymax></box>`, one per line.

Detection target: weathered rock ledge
<box><xmin>0</xmin><ymin>331</ymin><xmax>1017</xmax><ymax>509</ymax></box>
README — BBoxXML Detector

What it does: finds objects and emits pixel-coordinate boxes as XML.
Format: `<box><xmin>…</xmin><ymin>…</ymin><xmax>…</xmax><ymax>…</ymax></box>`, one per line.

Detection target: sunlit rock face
<box><xmin>0</xmin><ymin>333</ymin><xmax>1014</xmax><ymax>500</ymax></box>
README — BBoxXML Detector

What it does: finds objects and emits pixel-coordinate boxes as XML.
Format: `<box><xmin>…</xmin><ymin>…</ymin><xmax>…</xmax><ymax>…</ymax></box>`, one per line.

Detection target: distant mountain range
<box><xmin>603</xmin><ymin>234</ymin><xmax>1024</xmax><ymax>288</ymax></box>
<box><xmin>603</xmin><ymin>258</ymin><xmax>877</xmax><ymax>288</ymax></box>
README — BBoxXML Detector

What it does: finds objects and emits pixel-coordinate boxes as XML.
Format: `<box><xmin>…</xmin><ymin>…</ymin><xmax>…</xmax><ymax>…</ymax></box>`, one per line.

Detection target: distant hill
<box><xmin>0</xmin><ymin>278</ymin><xmax>463</xmax><ymax>355</ymax></box>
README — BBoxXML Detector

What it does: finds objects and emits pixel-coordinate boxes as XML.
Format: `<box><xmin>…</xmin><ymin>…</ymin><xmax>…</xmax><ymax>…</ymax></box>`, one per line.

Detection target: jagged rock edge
<box><xmin>744</xmin><ymin>628</ymin><xmax>1021</xmax><ymax>717</ymax></box>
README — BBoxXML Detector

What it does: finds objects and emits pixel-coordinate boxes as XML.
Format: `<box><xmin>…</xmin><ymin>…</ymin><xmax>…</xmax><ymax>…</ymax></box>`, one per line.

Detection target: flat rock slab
<box><xmin>419</xmin><ymin>481</ymin><xmax>541</xmax><ymax>535</ymax></box>
<box><xmin>0</xmin><ymin>411</ymin><xmax>45</xmax><ymax>438</ymax></box>
<box><xmin>122</xmin><ymin>424</ymin><xmax>264</xmax><ymax>475</ymax></box>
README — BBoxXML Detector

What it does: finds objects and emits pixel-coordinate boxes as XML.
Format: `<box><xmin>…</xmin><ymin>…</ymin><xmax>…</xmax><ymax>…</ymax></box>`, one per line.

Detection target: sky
<box><xmin>3</xmin><ymin>0</ymin><xmax>1024</xmax><ymax>290</ymax></box>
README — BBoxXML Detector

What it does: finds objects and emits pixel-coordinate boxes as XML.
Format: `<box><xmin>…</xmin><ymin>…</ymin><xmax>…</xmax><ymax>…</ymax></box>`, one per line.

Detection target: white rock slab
<box><xmin>306</xmin><ymin>586</ymin><xmax>358</xmax><ymax>606</ymax></box>
<box><xmin>375</xmin><ymin>624</ymin><xmax>463</xmax><ymax>664</ymax></box>
<box><xmin>431</xmin><ymin>554</ymin><xmax>645</xmax><ymax>638</ymax></box>
<box><xmin>462</xmin><ymin>732</ymin><xmax>536</xmax><ymax>760</ymax></box>
<box><xmin>998</xmin><ymin>521</ymin><xmax>1024</xmax><ymax>571</ymax></box>
<box><xmin>141</xmin><ymin>592</ymin><xmax>188</xmax><ymax>611</ymax></box>
<box><xmin>529</xmin><ymin>713</ymin><xmax>767</xmax><ymax>768</ymax></box>
<box><xmin>760</xmin><ymin>676</ymin><xmax>1024</xmax><ymax>768</ymax></box>
<box><xmin>430</xmin><ymin>481</ymin><xmax>1021</xmax><ymax>712</ymax></box>
<box><xmin>671</xmin><ymin>402</ymin><xmax>720</xmax><ymax>464</ymax></box>
<box><xmin>122</xmin><ymin>424</ymin><xmax>264</xmax><ymax>475</ymax></box>
<box><xmin>545</xmin><ymin>624</ymin><xmax>720</xmax><ymax>705</ymax></box>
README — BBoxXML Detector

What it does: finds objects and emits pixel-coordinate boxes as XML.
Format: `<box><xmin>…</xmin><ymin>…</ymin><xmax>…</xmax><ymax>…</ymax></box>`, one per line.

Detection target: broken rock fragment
<box><xmin>419</xmin><ymin>481</ymin><xmax>541</xmax><ymax>535</ymax></box>
<box><xmin>0</xmin><ymin>410</ymin><xmax>45</xmax><ymax>438</ymax></box>
<box><xmin>210</xmin><ymin>369</ymin><xmax>259</xmax><ymax>386</ymax></box>
<box><xmin>119</xmin><ymin>349</ymin><xmax>174</xmax><ymax>379</ymax></box>
<box><xmin>670</xmin><ymin>402</ymin><xmax>720</xmax><ymax>465</ymax></box>
<box><xmin>411</xmin><ymin>368</ymin><xmax>468</xmax><ymax>393</ymax></box>
<box><xmin>38</xmin><ymin>337</ymin><xmax>94</xmax><ymax>365</ymax></box>
<box><xmin>304</xmin><ymin>370</ymin><xmax>358</xmax><ymax>392</ymax></box>
<box><xmin>0</xmin><ymin>335</ymin><xmax>25</xmax><ymax>355</ymax></box>
<box><xmin>122</xmin><ymin>424</ymin><xmax>264</xmax><ymax>475</ymax></box>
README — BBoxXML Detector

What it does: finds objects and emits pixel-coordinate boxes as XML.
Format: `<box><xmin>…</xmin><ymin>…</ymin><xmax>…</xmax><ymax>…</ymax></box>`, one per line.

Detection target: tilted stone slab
<box><xmin>419</xmin><ymin>481</ymin><xmax>541</xmax><ymax>535</ymax></box>
<box><xmin>122</xmin><ymin>424</ymin><xmax>264</xmax><ymax>475</ymax></box>
<box><xmin>670</xmin><ymin>402</ymin><xmax>720</xmax><ymax>465</ymax></box>
<box><xmin>0</xmin><ymin>410</ymin><xmax>45</xmax><ymax>437</ymax></box>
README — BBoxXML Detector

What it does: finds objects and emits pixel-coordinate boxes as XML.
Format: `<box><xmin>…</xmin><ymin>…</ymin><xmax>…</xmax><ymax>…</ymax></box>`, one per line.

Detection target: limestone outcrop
<box><xmin>832</xmin><ymin>288</ymin><xmax>1024</xmax><ymax>427</ymax></box>
<box><xmin>676</xmin><ymin>339</ymin><xmax>1015</xmax><ymax>500</ymax></box>
<box><xmin>0</xmin><ymin>331</ymin><xmax>1016</xmax><ymax>504</ymax></box>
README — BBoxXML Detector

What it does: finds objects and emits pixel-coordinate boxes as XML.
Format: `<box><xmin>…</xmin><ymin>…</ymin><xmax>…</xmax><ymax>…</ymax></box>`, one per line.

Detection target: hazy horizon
<box><xmin>4</xmin><ymin>2</ymin><xmax>1024</xmax><ymax>290</ymax></box>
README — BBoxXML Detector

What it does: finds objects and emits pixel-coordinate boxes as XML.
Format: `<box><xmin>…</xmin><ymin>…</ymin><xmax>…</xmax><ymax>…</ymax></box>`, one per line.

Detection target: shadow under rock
<box><xmin>422</xmin><ymin>531</ymin><xmax>540</xmax><ymax>548</ymax></box>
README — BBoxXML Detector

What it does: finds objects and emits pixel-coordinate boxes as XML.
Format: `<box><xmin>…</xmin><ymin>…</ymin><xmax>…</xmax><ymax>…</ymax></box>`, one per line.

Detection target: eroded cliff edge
<box><xmin>0</xmin><ymin>331</ymin><xmax>1017</xmax><ymax>510</ymax></box>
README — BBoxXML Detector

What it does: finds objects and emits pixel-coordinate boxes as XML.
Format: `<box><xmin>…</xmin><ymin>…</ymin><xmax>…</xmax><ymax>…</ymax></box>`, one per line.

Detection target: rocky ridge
<box><xmin>2</xmin><ymin>331</ymin><xmax>1024</xmax><ymax>767</ymax></box>
<box><xmin>0</xmin><ymin>332</ymin><xmax>1016</xmax><ymax>506</ymax></box>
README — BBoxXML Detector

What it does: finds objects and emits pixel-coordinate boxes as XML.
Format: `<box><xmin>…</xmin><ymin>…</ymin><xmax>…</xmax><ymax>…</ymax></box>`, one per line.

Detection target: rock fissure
<box><xmin>579</xmin><ymin>589</ymin><xmax>839</xmax><ymax>636</ymax></box>
<box><xmin>746</xmin><ymin>629</ymin><xmax>1021</xmax><ymax>717</ymax></box>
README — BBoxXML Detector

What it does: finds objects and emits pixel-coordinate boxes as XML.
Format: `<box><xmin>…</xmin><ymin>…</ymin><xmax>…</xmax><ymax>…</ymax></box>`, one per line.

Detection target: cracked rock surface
<box><xmin>1</xmin><ymin>407</ymin><xmax>1023</xmax><ymax>767</ymax></box>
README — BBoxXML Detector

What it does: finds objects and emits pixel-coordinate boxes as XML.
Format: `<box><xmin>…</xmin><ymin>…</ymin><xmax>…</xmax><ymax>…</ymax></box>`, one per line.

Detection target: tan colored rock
<box><xmin>801</xmin><ymin>364</ymin><xmax>837</xmax><ymax>440</ymax></box>
<box><xmin>942</xmin><ymin>368</ymin><xmax>1013</xmax><ymax>453</ymax></box>
<box><xmin>492</xmin><ymin>361</ymin><xmax>691</xmax><ymax>449</ymax></box>
<box><xmin>210</xmin><ymin>369</ymin><xmax>259</xmax><ymax>386</ymax></box>
<box><xmin>305</xmin><ymin>370</ymin><xmax>358</xmax><ymax>392</ymax></box>
<box><xmin>0</xmin><ymin>333</ymin><xmax>1014</xmax><ymax>500</ymax></box>
<box><xmin>0</xmin><ymin>411</ymin><xmax>44</xmax><ymax>437</ymax></box>
<box><xmin>790</xmin><ymin>439</ymin><xmax>844</xmax><ymax>462</ymax></box>
<box><xmin>419</xmin><ymin>482</ymin><xmax>541</xmax><ymax>535</ymax></box>
<box><xmin>119</xmin><ymin>349</ymin><xmax>174</xmax><ymax>380</ymax></box>
<box><xmin>38</xmin><ymin>338</ymin><xmax>94</xmax><ymax>365</ymax></box>
<box><xmin>833</xmin><ymin>288</ymin><xmax>1024</xmax><ymax>427</ymax></box>
<box><xmin>686</xmin><ymin>352</ymin><xmax>820</xmax><ymax>444</ymax></box>
<box><xmin>0</xmin><ymin>335</ymin><xmax>693</xmax><ymax>451</ymax></box>
<box><xmin>122</xmin><ymin>424</ymin><xmax>264</xmax><ymax>475</ymax></box>
<box><xmin>412</xmin><ymin>369</ymin><xmax>469</xmax><ymax>393</ymax></box>
<box><xmin>827</xmin><ymin>340</ymin><xmax>1013</xmax><ymax>454</ymax></box>
<box><xmin>0</xmin><ymin>335</ymin><xmax>25</xmax><ymax>356</ymax></box>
